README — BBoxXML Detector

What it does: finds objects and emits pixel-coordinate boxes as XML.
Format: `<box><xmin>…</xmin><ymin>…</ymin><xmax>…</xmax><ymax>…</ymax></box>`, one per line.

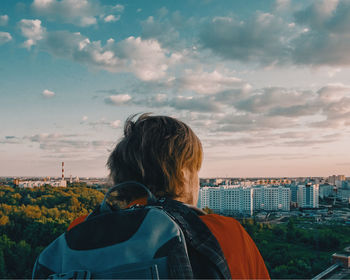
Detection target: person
<box><xmin>68</xmin><ymin>113</ymin><xmax>270</xmax><ymax>279</ymax></box>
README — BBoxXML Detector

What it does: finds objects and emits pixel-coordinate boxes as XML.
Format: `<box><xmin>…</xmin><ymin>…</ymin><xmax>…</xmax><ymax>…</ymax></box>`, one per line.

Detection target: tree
<box><xmin>0</xmin><ymin>249</ymin><xmax>5</xmax><ymax>278</ymax></box>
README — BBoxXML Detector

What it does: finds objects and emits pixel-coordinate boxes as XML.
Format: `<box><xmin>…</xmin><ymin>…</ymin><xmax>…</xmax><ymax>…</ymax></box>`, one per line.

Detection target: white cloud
<box><xmin>104</xmin><ymin>94</ymin><xmax>131</xmax><ymax>105</ymax></box>
<box><xmin>81</xmin><ymin>116</ymin><xmax>88</xmax><ymax>122</ymax></box>
<box><xmin>31</xmin><ymin>0</ymin><xmax>101</xmax><ymax>27</ymax></box>
<box><xmin>117</xmin><ymin>36</ymin><xmax>175</xmax><ymax>80</ymax></box>
<box><xmin>0</xmin><ymin>15</ymin><xmax>9</xmax><ymax>26</ymax></box>
<box><xmin>235</xmin><ymin>87</ymin><xmax>316</xmax><ymax>115</ymax></box>
<box><xmin>177</xmin><ymin>69</ymin><xmax>246</xmax><ymax>95</ymax></box>
<box><xmin>110</xmin><ymin>120</ymin><xmax>121</xmax><ymax>128</ymax></box>
<box><xmin>198</xmin><ymin>1</ymin><xmax>350</xmax><ymax>67</ymax></box>
<box><xmin>42</xmin><ymin>89</ymin><xmax>55</xmax><ymax>97</ymax></box>
<box><xmin>24</xmin><ymin>132</ymin><xmax>112</xmax><ymax>156</ymax></box>
<box><xmin>33</xmin><ymin>29</ymin><xmax>177</xmax><ymax>81</ymax></box>
<box><xmin>104</xmin><ymin>15</ymin><xmax>120</xmax><ymax>23</ymax></box>
<box><xmin>80</xmin><ymin>16</ymin><xmax>97</xmax><ymax>26</ymax></box>
<box><xmin>199</xmin><ymin>12</ymin><xmax>290</xmax><ymax>65</ymax></box>
<box><xmin>19</xmin><ymin>19</ymin><xmax>45</xmax><ymax>49</ymax></box>
<box><xmin>0</xmin><ymin>32</ymin><xmax>12</xmax><ymax>45</ymax></box>
<box><xmin>274</xmin><ymin>0</ymin><xmax>291</xmax><ymax>11</ymax></box>
<box><xmin>317</xmin><ymin>84</ymin><xmax>350</xmax><ymax>102</ymax></box>
<box><xmin>112</xmin><ymin>4</ymin><xmax>124</xmax><ymax>13</ymax></box>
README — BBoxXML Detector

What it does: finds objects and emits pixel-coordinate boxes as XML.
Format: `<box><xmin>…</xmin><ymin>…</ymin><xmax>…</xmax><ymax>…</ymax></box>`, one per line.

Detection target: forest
<box><xmin>1</xmin><ymin>184</ymin><xmax>350</xmax><ymax>279</ymax></box>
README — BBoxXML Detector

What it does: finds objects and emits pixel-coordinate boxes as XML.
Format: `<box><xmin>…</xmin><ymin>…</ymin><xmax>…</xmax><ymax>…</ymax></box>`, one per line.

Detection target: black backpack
<box><xmin>32</xmin><ymin>181</ymin><xmax>231</xmax><ymax>279</ymax></box>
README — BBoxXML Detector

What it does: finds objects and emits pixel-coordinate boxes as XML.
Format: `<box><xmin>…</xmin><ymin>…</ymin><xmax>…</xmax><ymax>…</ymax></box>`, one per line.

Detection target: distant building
<box><xmin>199</xmin><ymin>185</ymin><xmax>253</xmax><ymax>215</ymax></box>
<box><xmin>287</xmin><ymin>184</ymin><xmax>298</xmax><ymax>203</ymax></box>
<box><xmin>332</xmin><ymin>253</ymin><xmax>350</xmax><ymax>268</ymax></box>
<box><xmin>199</xmin><ymin>185</ymin><xmax>291</xmax><ymax>215</ymax></box>
<box><xmin>18</xmin><ymin>180</ymin><xmax>66</xmax><ymax>188</ymax></box>
<box><xmin>253</xmin><ymin>186</ymin><xmax>290</xmax><ymax>211</ymax></box>
<box><xmin>329</xmin><ymin>175</ymin><xmax>345</xmax><ymax>185</ymax></box>
<box><xmin>319</xmin><ymin>184</ymin><xmax>334</xmax><ymax>199</ymax></box>
<box><xmin>338</xmin><ymin>189</ymin><xmax>350</xmax><ymax>201</ymax></box>
<box><xmin>297</xmin><ymin>184</ymin><xmax>319</xmax><ymax>208</ymax></box>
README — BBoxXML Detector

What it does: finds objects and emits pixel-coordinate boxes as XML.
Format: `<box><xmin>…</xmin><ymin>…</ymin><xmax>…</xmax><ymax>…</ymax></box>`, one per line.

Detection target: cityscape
<box><xmin>2</xmin><ymin>0</ymin><xmax>350</xmax><ymax>278</ymax></box>
<box><xmin>1</xmin><ymin>165</ymin><xmax>350</xmax><ymax>278</ymax></box>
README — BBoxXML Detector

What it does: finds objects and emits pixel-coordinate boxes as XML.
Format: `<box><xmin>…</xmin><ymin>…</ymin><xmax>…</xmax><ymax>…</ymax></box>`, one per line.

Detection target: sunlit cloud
<box><xmin>0</xmin><ymin>15</ymin><xmax>9</xmax><ymax>26</ymax></box>
<box><xmin>0</xmin><ymin>32</ymin><xmax>12</xmax><ymax>45</ymax></box>
<box><xmin>42</xmin><ymin>89</ymin><xmax>55</xmax><ymax>98</ymax></box>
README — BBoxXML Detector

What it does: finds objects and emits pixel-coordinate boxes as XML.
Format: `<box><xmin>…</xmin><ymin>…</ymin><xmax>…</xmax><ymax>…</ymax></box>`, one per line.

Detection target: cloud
<box><xmin>18</xmin><ymin>19</ymin><xmax>45</xmax><ymax>49</ymax></box>
<box><xmin>112</xmin><ymin>4</ymin><xmax>124</xmax><ymax>13</ymax></box>
<box><xmin>113</xmin><ymin>93</ymin><xmax>222</xmax><ymax>113</ymax></box>
<box><xmin>0</xmin><ymin>136</ymin><xmax>21</xmax><ymax>144</ymax></box>
<box><xmin>235</xmin><ymin>87</ymin><xmax>315</xmax><ymax>113</ymax></box>
<box><xmin>110</xmin><ymin>120</ymin><xmax>121</xmax><ymax>128</ymax></box>
<box><xmin>0</xmin><ymin>15</ymin><xmax>9</xmax><ymax>26</ymax></box>
<box><xmin>317</xmin><ymin>84</ymin><xmax>350</xmax><ymax>102</ymax></box>
<box><xmin>23</xmin><ymin>133</ymin><xmax>114</xmax><ymax>158</ymax></box>
<box><xmin>140</xmin><ymin>10</ymin><xmax>195</xmax><ymax>51</ymax></box>
<box><xmin>274</xmin><ymin>0</ymin><xmax>291</xmax><ymax>11</ymax></box>
<box><xmin>31</xmin><ymin>0</ymin><xmax>101</xmax><ymax>27</ymax></box>
<box><xmin>291</xmin><ymin>1</ymin><xmax>350</xmax><ymax>66</ymax></box>
<box><xmin>87</xmin><ymin>118</ymin><xmax>122</xmax><ymax>129</ymax></box>
<box><xmin>197</xmin><ymin>1</ymin><xmax>350</xmax><ymax>67</ymax></box>
<box><xmin>104</xmin><ymin>94</ymin><xmax>132</xmax><ymax>105</ymax></box>
<box><xmin>31</xmin><ymin>28</ymin><xmax>179</xmax><ymax>81</ymax></box>
<box><xmin>42</xmin><ymin>89</ymin><xmax>55</xmax><ymax>97</ymax></box>
<box><xmin>81</xmin><ymin>116</ymin><xmax>88</xmax><ymax>122</ymax></box>
<box><xmin>0</xmin><ymin>32</ymin><xmax>12</xmax><ymax>45</ymax></box>
<box><xmin>168</xmin><ymin>96</ymin><xmax>221</xmax><ymax>112</ymax></box>
<box><xmin>104</xmin><ymin>15</ymin><xmax>120</xmax><ymax>23</ymax></box>
<box><xmin>199</xmin><ymin>13</ymin><xmax>290</xmax><ymax>65</ymax></box>
<box><xmin>176</xmin><ymin>69</ymin><xmax>246</xmax><ymax>95</ymax></box>
<box><xmin>141</xmin><ymin>16</ymin><xmax>181</xmax><ymax>49</ymax></box>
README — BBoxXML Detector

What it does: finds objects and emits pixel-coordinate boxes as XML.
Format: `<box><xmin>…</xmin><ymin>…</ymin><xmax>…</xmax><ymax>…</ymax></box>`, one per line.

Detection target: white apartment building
<box><xmin>19</xmin><ymin>180</ymin><xmax>67</xmax><ymax>188</ymax></box>
<box><xmin>253</xmin><ymin>186</ymin><xmax>290</xmax><ymax>211</ymax></box>
<box><xmin>199</xmin><ymin>185</ymin><xmax>291</xmax><ymax>215</ymax></box>
<box><xmin>199</xmin><ymin>185</ymin><xmax>253</xmax><ymax>216</ymax></box>
<box><xmin>297</xmin><ymin>184</ymin><xmax>319</xmax><ymax>208</ymax></box>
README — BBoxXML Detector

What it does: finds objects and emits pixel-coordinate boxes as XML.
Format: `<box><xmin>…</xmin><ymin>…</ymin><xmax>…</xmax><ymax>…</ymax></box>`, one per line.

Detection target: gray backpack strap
<box><xmin>158</xmin><ymin>199</ymin><xmax>231</xmax><ymax>279</ymax></box>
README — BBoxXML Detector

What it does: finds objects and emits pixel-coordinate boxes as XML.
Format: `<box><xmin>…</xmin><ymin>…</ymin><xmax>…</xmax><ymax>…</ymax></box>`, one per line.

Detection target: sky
<box><xmin>1</xmin><ymin>0</ymin><xmax>350</xmax><ymax>178</ymax></box>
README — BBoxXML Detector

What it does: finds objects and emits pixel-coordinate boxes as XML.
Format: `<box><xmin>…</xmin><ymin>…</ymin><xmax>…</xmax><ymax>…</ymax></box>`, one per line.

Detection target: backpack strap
<box><xmin>156</xmin><ymin>199</ymin><xmax>231</xmax><ymax>279</ymax></box>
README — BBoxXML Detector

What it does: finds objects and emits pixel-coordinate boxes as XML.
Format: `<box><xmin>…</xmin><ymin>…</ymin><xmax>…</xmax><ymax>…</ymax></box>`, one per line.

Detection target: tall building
<box><xmin>319</xmin><ymin>184</ymin><xmax>334</xmax><ymax>199</ymax></box>
<box><xmin>253</xmin><ymin>186</ymin><xmax>290</xmax><ymax>211</ymax></box>
<box><xmin>329</xmin><ymin>175</ymin><xmax>345</xmax><ymax>185</ymax></box>
<box><xmin>287</xmin><ymin>184</ymin><xmax>298</xmax><ymax>203</ymax></box>
<box><xmin>199</xmin><ymin>186</ymin><xmax>253</xmax><ymax>215</ymax></box>
<box><xmin>199</xmin><ymin>185</ymin><xmax>291</xmax><ymax>215</ymax></box>
<box><xmin>297</xmin><ymin>184</ymin><xmax>319</xmax><ymax>208</ymax></box>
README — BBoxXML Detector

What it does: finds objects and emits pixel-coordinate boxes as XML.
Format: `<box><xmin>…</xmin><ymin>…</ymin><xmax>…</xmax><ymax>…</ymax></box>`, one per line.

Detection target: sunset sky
<box><xmin>1</xmin><ymin>0</ymin><xmax>350</xmax><ymax>178</ymax></box>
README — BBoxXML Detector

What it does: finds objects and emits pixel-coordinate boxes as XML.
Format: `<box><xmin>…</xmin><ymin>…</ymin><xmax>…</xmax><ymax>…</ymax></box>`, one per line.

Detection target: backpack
<box><xmin>32</xmin><ymin>181</ymin><xmax>231</xmax><ymax>279</ymax></box>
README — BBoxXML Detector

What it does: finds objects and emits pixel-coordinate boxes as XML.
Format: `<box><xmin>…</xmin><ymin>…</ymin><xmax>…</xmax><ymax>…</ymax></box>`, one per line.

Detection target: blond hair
<box><xmin>107</xmin><ymin>113</ymin><xmax>203</xmax><ymax>199</ymax></box>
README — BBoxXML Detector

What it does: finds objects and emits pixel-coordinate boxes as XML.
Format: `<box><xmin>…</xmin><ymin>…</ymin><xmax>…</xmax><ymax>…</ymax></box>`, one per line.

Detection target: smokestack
<box><xmin>62</xmin><ymin>162</ymin><xmax>64</xmax><ymax>180</ymax></box>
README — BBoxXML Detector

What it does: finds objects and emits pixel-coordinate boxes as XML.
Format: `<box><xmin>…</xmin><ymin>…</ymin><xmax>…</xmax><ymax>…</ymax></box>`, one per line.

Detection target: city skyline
<box><xmin>1</xmin><ymin>0</ymin><xmax>350</xmax><ymax>177</ymax></box>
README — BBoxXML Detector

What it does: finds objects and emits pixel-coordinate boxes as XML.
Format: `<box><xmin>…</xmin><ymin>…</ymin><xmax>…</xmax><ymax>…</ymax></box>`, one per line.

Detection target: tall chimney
<box><xmin>62</xmin><ymin>162</ymin><xmax>64</xmax><ymax>180</ymax></box>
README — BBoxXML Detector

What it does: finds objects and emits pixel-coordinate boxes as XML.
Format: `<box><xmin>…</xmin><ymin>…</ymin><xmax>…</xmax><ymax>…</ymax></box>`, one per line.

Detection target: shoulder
<box><xmin>200</xmin><ymin>214</ymin><xmax>270</xmax><ymax>279</ymax></box>
<box><xmin>200</xmin><ymin>214</ymin><xmax>250</xmax><ymax>251</ymax></box>
<box><xmin>67</xmin><ymin>214</ymin><xmax>89</xmax><ymax>231</ymax></box>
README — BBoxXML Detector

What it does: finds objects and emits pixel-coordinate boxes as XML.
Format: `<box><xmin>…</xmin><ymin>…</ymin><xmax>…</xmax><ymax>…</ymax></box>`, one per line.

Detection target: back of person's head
<box><xmin>107</xmin><ymin>113</ymin><xmax>202</xmax><ymax>203</ymax></box>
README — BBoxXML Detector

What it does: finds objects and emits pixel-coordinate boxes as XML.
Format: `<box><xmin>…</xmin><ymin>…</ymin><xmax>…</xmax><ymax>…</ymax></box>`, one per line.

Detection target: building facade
<box><xmin>199</xmin><ymin>185</ymin><xmax>291</xmax><ymax>215</ymax></box>
<box><xmin>297</xmin><ymin>184</ymin><xmax>319</xmax><ymax>208</ymax></box>
<box><xmin>253</xmin><ymin>186</ymin><xmax>290</xmax><ymax>211</ymax></box>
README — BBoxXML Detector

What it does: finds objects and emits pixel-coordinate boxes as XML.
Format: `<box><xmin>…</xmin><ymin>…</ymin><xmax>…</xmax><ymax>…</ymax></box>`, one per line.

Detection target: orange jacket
<box><xmin>200</xmin><ymin>214</ymin><xmax>269</xmax><ymax>279</ymax></box>
<box><xmin>68</xmin><ymin>205</ymin><xmax>269</xmax><ymax>279</ymax></box>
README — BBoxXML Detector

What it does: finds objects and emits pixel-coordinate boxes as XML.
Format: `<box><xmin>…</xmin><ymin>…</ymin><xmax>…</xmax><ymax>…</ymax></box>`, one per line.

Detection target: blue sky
<box><xmin>1</xmin><ymin>0</ymin><xmax>350</xmax><ymax>178</ymax></box>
